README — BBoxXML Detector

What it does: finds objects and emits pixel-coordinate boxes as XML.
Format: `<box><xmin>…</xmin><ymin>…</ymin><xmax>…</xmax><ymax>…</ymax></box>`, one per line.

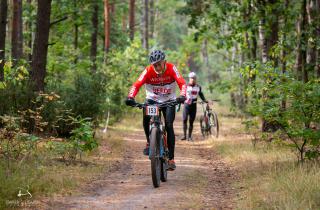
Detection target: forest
<box><xmin>0</xmin><ymin>0</ymin><xmax>319</xmax><ymax>209</ymax></box>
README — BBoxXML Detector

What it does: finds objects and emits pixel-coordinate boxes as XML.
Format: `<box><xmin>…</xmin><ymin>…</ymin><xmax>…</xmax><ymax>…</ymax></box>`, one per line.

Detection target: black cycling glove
<box><xmin>125</xmin><ymin>97</ymin><xmax>136</xmax><ymax>106</ymax></box>
<box><xmin>176</xmin><ymin>95</ymin><xmax>186</xmax><ymax>104</ymax></box>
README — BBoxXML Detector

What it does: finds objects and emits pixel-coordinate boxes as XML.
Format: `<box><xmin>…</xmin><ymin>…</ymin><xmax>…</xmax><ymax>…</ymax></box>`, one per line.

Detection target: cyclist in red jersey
<box><xmin>125</xmin><ymin>50</ymin><xmax>186</xmax><ymax>170</ymax></box>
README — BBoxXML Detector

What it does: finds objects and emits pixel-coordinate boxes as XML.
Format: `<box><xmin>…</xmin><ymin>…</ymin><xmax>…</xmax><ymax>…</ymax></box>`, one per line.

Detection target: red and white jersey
<box><xmin>128</xmin><ymin>62</ymin><xmax>186</xmax><ymax>103</ymax></box>
<box><xmin>185</xmin><ymin>84</ymin><xmax>205</xmax><ymax>105</ymax></box>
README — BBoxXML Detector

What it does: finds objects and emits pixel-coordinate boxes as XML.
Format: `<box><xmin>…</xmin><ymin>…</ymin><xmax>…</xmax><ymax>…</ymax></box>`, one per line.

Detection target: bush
<box><xmin>0</xmin><ymin>61</ymin><xmax>33</xmax><ymax>117</ymax></box>
<box><xmin>243</xmin><ymin>61</ymin><xmax>320</xmax><ymax>162</ymax></box>
<box><xmin>0</xmin><ymin>115</ymin><xmax>41</xmax><ymax>175</ymax></box>
<box><xmin>47</xmin><ymin>117</ymin><xmax>98</xmax><ymax>163</ymax></box>
<box><xmin>65</xmin><ymin>71</ymin><xmax>107</xmax><ymax>121</ymax></box>
<box><xmin>276</xmin><ymin>80</ymin><xmax>320</xmax><ymax>161</ymax></box>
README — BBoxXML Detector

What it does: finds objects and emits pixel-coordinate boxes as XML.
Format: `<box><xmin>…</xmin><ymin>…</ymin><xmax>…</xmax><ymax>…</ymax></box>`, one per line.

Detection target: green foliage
<box><xmin>0</xmin><ymin>115</ymin><xmax>41</xmax><ymax>174</ymax></box>
<box><xmin>242</xmin><ymin>118</ymin><xmax>260</xmax><ymax>147</ymax></box>
<box><xmin>67</xmin><ymin>72</ymin><xmax>107</xmax><ymax>120</ymax></box>
<box><xmin>0</xmin><ymin>61</ymin><xmax>33</xmax><ymax>116</ymax></box>
<box><xmin>278</xmin><ymin>80</ymin><xmax>320</xmax><ymax>161</ymax></box>
<box><xmin>245</xmin><ymin>63</ymin><xmax>320</xmax><ymax>161</ymax></box>
<box><xmin>47</xmin><ymin>117</ymin><xmax>97</xmax><ymax>163</ymax></box>
<box><xmin>155</xmin><ymin>1</ymin><xmax>188</xmax><ymax>49</ymax></box>
<box><xmin>178</xmin><ymin>0</ymin><xmax>319</xmax><ymax>163</ymax></box>
<box><xmin>104</xmin><ymin>39</ymin><xmax>147</xmax><ymax>121</ymax></box>
<box><xmin>70</xmin><ymin>117</ymin><xmax>97</xmax><ymax>152</ymax></box>
<box><xmin>0</xmin><ymin>63</ymin><xmax>71</xmax><ymax>136</ymax></box>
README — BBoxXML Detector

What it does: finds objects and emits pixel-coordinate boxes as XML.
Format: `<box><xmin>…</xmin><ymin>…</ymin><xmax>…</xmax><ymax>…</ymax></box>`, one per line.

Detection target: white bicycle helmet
<box><xmin>188</xmin><ymin>72</ymin><xmax>197</xmax><ymax>78</ymax></box>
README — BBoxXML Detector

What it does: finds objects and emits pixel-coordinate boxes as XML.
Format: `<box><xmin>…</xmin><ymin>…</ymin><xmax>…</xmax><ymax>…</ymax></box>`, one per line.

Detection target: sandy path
<box><xmin>44</xmin><ymin>109</ymin><xmax>237</xmax><ymax>210</ymax></box>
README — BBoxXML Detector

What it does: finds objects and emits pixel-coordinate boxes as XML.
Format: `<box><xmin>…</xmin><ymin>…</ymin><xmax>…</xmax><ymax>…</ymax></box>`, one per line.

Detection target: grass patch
<box><xmin>214</xmin><ymin>141</ymin><xmax>295</xmax><ymax>165</ymax></box>
<box><xmin>108</xmin><ymin>112</ymin><xmax>143</xmax><ymax>133</ymax></box>
<box><xmin>242</xmin><ymin>162</ymin><xmax>320</xmax><ymax>210</ymax></box>
<box><xmin>0</xmin><ymin>124</ymin><xmax>125</xmax><ymax>209</ymax></box>
<box><xmin>214</xmin><ymin>140</ymin><xmax>320</xmax><ymax>210</ymax></box>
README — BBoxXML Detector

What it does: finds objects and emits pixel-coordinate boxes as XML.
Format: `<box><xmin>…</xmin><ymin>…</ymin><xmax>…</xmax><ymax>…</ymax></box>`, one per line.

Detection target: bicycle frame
<box><xmin>134</xmin><ymin>100</ymin><xmax>177</xmax><ymax>159</ymax></box>
<box><xmin>200</xmin><ymin>102</ymin><xmax>210</xmax><ymax>127</ymax></box>
<box><xmin>128</xmin><ymin>100</ymin><xmax>180</xmax><ymax>187</ymax></box>
<box><xmin>148</xmin><ymin>113</ymin><xmax>166</xmax><ymax>159</ymax></box>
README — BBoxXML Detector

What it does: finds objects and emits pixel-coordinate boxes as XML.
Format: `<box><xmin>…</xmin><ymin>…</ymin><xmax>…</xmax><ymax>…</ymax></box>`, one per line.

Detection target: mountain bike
<box><xmin>129</xmin><ymin>100</ymin><xmax>179</xmax><ymax>188</ymax></box>
<box><xmin>199</xmin><ymin>100</ymin><xmax>219</xmax><ymax>138</ymax></box>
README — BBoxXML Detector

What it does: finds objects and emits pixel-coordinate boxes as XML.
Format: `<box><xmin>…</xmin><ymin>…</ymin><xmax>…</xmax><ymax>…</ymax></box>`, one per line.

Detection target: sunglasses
<box><xmin>153</xmin><ymin>62</ymin><xmax>163</xmax><ymax>68</ymax></box>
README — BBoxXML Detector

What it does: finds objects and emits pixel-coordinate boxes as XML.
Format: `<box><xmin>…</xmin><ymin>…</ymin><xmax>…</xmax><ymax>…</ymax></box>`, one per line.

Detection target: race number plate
<box><xmin>146</xmin><ymin>106</ymin><xmax>159</xmax><ymax>116</ymax></box>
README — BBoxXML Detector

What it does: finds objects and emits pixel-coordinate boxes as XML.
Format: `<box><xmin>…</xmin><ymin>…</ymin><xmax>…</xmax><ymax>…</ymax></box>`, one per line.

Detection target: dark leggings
<box><xmin>143</xmin><ymin>101</ymin><xmax>176</xmax><ymax>160</ymax></box>
<box><xmin>183</xmin><ymin>103</ymin><xmax>197</xmax><ymax>137</ymax></box>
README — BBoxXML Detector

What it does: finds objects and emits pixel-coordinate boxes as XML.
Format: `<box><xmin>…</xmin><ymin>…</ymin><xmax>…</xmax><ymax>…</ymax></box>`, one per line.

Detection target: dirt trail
<box><xmin>44</xmin><ymin>109</ymin><xmax>237</xmax><ymax>210</ymax></box>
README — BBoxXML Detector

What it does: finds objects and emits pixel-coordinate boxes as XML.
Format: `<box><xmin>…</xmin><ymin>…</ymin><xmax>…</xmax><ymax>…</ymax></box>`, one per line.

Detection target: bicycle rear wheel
<box><xmin>209</xmin><ymin>112</ymin><xmax>219</xmax><ymax>138</ymax></box>
<box><xmin>150</xmin><ymin>127</ymin><xmax>161</xmax><ymax>188</ymax></box>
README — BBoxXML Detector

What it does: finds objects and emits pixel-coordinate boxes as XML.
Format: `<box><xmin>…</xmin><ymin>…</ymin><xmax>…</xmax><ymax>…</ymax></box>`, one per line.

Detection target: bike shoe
<box><xmin>168</xmin><ymin>159</ymin><xmax>176</xmax><ymax>170</ymax></box>
<box><xmin>180</xmin><ymin>136</ymin><xmax>187</xmax><ymax>140</ymax></box>
<box><xmin>143</xmin><ymin>144</ymin><xmax>149</xmax><ymax>156</ymax></box>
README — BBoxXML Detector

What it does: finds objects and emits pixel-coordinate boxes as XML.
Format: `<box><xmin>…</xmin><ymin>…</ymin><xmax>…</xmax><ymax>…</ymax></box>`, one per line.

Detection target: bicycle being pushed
<box><xmin>128</xmin><ymin>100</ymin><xmax>179</xmax><ymax>188</ymax></box>
<box><xmin>199</xmin><ymin>100</ymin><xmax>219</xmax><ymax>138</ymax></box>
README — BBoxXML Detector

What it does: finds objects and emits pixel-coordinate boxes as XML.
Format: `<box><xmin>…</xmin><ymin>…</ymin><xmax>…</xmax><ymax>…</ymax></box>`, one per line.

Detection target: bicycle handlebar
<box><xmin>129</xmin><ymin>100</ymin><xmax>180</xmax><ymax>109</ymax></box>
<box><xmin>198</xmin><ymin>99</ymin><xmax>220</xmax><ymax>104</ymax></box>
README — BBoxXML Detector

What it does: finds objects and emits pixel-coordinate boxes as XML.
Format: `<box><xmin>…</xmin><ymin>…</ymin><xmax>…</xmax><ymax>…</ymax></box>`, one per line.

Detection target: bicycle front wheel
<box><xmin>150</xmin><ymin>127</ymin><xmax>161</xmax><ymax>188</ymax></box>
<box><xmin>160</xmin><ymin>159</ymin><xmax>168</xmax><ymax>182</ymax></box>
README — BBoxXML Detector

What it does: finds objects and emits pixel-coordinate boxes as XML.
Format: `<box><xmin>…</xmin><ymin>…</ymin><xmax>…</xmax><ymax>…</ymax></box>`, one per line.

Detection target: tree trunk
<box><xmin>110</xmin><ymin>3</ymin><xmax>115</xmax><ymax>14</ymax></box>
<box><xmin>258</xmin><ymin>0</ymin><xmax>281</xmax><ymax>132</ymax></box>
<box><xmin>139</xmin><ymin>1</ymin><xmax>144</xmax><ymax>45</ymax></box>
<box><xmin>11</xmin><ymin>0</ymin><xmax>23</xmax><ymax>62</ymax></box>
<box><xmin>74</xmin><ymin>0</ymin><xmax>78</xmax><ymax>64</ymax></box>
<box><xmin>104</xmin><ymin>0</ymin><xmax>110</xmax><ymax>53</ymax></box>
<box><xmin>317</xmin><ymin>0</ymin><xmax>320</xmax><ymax>78</ymax></box>
<box><xmin>30</xmin><ymin>0</ymin><xmax>52</xmax><ymax>92</ymax></box>
<box><xmin>201</xmin><ymin>39</ymin><xmax>209</xmax><ymax>67</ymax></box>
<box><xmin>257</xmin><ymin>0</ymin><xmax>268</xmax><ymax>63</ymax></box>
<box><xmin>143</xmin><ymin>0</ymin><xmax>149</xmax><ymax>49</ymax></box>
<box><xmin>306</xmin><ymin>0</ymin><xmax>318</xmax><ymax>78</ymax></box>
<box><xmin>239</xmin><ymin>44</ymin><xmax>246</xmax><ymax>109</ymax></box>
<box><xmin>281</xmin><ymin>38</ymin><xmax>287</xmax><ymax>109</ymax></box>
<box><xmin>129</xmin><ymin>0</ymin><xmax>135</xmax><ymax>41</ymax></box>
<box><xmin>268</xmin><ymin>11</ymin><xmax>279</xmax><ymax>51</ymax></box>
<box><xmin>149</xmin><ymin>0</ymin><xmax>155</xmax><ymax>39</ymax></box>
<box><xmin>268</xmin><ymin>2</ymin><xmax>279</xmax><ymax>64</ymax></box>
<box><xmin>187</xmin><ymin>52</ymin><xmax>199</xmax><ymax>73</ymax></box>
<box><xmin>268</xmin><ymin>1</ymin><xmax>279</xmax><ymax>66</ymax></box>
<box><xmin>250</xmin><ymin>28</ymin><xmax>258</xmax><ymax>82</ymax></box>
<box><xmin>230</xmin><ymin>44</ymin><xmax>237</xmax><ymax>107</ymax></box>
<box><xmin>295</xmin><ymin>0</ymin><xmax>308</xmax><ymax>82</ymax></box>
<box><xmin>26</xmin><ymin>0</ymin><xmax>32</xmax><ymax>62</ymax></box>
<box><xmin>244</xmin><ymin>0</ymin><xmax>251</xmax><ymax>60</ymax></box>
<box><xmin>251</xmin><ymin>31</ymin><xmax>257</xmax><ymax>60</ymax></box>
<box><xmin>259</xmin><ymin>8</ymin><xmax>269</xmax><ymax>128</ymax></box>
<box><xmin>90</xmin><ymin>1</ymin><xmax>98</xmax><ymax>73</ymax></box>
<box><xmin>281</xmin><ymin>0</ymin><xmax>289</xmax><ymax>110</ymax></box>
<box><xmin>259</xmin><ymin>19</ymin><xmax>268</xmax><ymax>63</ymax></box>
<box><xmin>0</xmin><ymin>0</ymin><xmax>8</xmax><ymax>81</ymax></box>
<box><xmin>122</xmin><ymin>14</ymin><xmax>126</xmax><ymax>32</ymax></box>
